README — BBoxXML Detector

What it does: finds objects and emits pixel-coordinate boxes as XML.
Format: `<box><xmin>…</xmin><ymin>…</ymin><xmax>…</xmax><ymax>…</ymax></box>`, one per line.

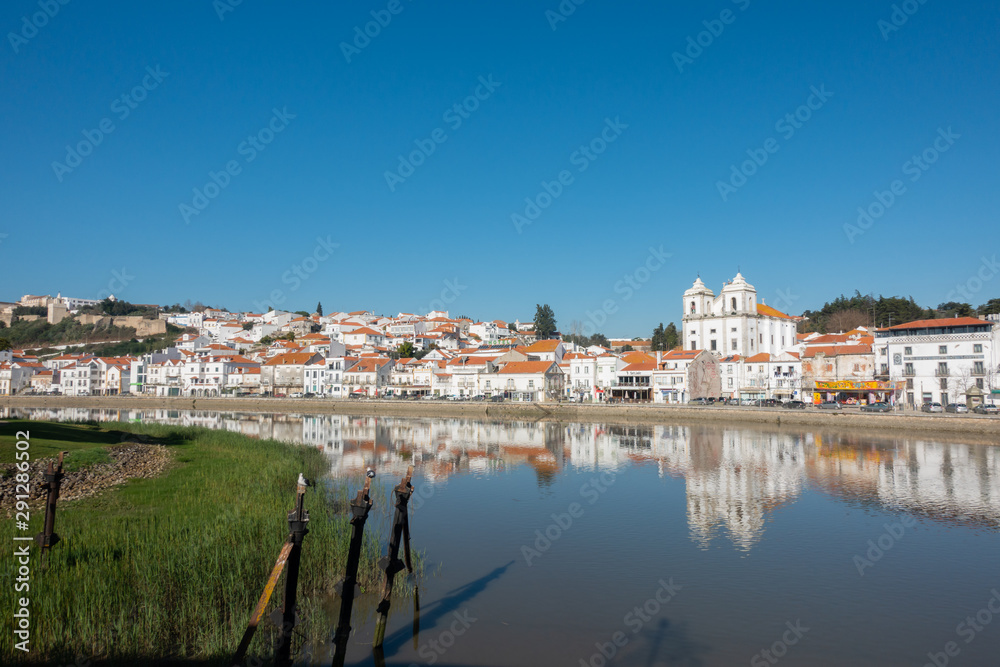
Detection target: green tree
<box><xmin>651</xmin><ymin>323</ymin><xmax>665</xmax><ymax>351</ymax></box>
<box><xmin>316</xmin><ymin>302</ymin><xmax>323</xmax><ymax>316</ymax></box>
<box><xmin>589</xmin><ymin>332</ymin><xmax>610</xmax><ymax>347</ymax></box>
<box><xmin>663</xmin><ymin>322</ymin><xmax>679</xmax><ymax>350</ymax></box>
<box><xmin>937</xmin><ymin>302</ymin><xmax>974</xmax><ymax>318</ymax></box>
<box><xmin>621</xmin><ymin>344</ymin><xmax>634</xmax><ymax>352</ymax></box>
<box><xmin>397</xmin><ymin>341</ymin><xmax>415</xmax><ymax>358</ymax></box>
<box><xmin>508</xmin><ymin>322</ymin><xmax>517</xmax><ymax>332</ymax></box>
<box><xmin>534</xmin><ymin>304</ymin><xmax>557</xmax><ymax>339</ymax></box>
<box><xmin>978</xmin><ymin>298</ymin><xmax>1000</xmax><ymax>316</ymax></box>
<box><xmin>294</xmin><ymin>311</ymin><xmax>311</xmax><ymax>317</ymax></box>
<box><xmin>0</xmin><ymin>338</ymin><xmax>11</xmax><ymax>351</ymax></box>
<box><xmin>242</xmin><ymin>322</ymin><xmax>253</xmax><ymax>331</ymax></box>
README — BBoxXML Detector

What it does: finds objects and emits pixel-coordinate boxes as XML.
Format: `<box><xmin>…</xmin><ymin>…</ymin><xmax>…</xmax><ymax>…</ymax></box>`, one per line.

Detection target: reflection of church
<box><xmin>660</xmin><ymin>427</ymin><xmax>805</xmax><ymax>550</ymax></box>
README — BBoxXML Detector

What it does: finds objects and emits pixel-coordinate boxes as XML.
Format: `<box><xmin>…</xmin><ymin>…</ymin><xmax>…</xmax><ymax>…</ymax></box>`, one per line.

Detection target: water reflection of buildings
<box><xmin>6</xmin><ymin>407</ymin><xmax>999</xmax><ymax>549</ymax></box>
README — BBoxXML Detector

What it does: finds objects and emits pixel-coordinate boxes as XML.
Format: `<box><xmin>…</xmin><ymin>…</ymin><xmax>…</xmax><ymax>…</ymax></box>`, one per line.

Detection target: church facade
<box><xmin>681</xmin><ymin>273</ymin><xmax>798</xmax><ymax>358</ymax></box>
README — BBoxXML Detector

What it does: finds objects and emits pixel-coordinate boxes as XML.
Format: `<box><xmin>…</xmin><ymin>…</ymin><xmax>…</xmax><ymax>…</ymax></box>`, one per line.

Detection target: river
<box><xmin>7</xmin><ymin>406</ymin><xmax>1000</xmax><ymax>666</ymax></box>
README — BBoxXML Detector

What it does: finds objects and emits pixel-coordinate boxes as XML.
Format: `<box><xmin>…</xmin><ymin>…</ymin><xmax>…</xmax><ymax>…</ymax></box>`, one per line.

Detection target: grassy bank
<box><xmin>0</xmin><ymin>420</ymin><xmax>388</xmax><ymax>665</ymax></box>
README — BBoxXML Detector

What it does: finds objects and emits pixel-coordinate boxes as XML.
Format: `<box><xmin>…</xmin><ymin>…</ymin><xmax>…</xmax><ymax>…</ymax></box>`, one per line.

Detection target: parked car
<box><xmin>861</xmin><ymin>402</ymin><xmax>892</xmax><ymax>413</ymax></box>
<box><xmin>921</xmin><ymin>402</ymin><xmax>944</xmax><ymax>413</ymax></box>
<box><xmin>945</xmin><ymin>403</ymin><xmax>969</xmax><ymax>414</ymax></box>
<box><xmin>817</xmin><ymin>401</ymin><xmax>842</xmax><ymax>410</ymax></box>
<box><xmin>490</xmin><ymin>395</ymin><xmax>505</xmax><ymax>402</ymax></box>
<box><xmin>421</xmin><ymin>394</ymin><xmax>438</xmax><ymax>400</ymax></box>
<box><xmin>290</xmin><ymin>392</ymin><xmax>304</xmax><ymax>398</ymax></box>
<box><xmin>726</xmin><ymin>397</ymin><xmax>741</xmax><ymax>405</ymax></box>
<box><xmin>471</xmin><ymin>394</ymin><xmax>486</xmax><ymax>401</ymax></box>
<box><xmin>783</xmin><ymin>400</ymin><xmax>807</xmax><ymax>409</ymax></box>
<box><xmin>689</xmin><ymin>397</ymin><xmax>709</xmax><ymax>405</ymax></box>
<box><xmin>973</xmin><ymin>403</ymin><xmax>999</xmax><ymax>415</ymax></box>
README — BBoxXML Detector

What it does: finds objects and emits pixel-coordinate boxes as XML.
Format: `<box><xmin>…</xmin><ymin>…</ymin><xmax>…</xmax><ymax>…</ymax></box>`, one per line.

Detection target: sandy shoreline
<box><xmin>4</xmin><ymin>395</ymin><xmax>1000</xmax><ymax>441</ymax></box>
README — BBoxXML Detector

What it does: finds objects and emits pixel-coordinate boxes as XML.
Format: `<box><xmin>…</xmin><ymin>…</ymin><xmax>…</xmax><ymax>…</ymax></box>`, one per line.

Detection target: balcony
<box><xmin>972</xmin><ymin>368</ymin><xmax>986</xmax><ymax>376</ymax></box>
<box><xmin>935</xmin><ymin>369</ymin><xmax>950</xmax><ymax>377</ymax></box>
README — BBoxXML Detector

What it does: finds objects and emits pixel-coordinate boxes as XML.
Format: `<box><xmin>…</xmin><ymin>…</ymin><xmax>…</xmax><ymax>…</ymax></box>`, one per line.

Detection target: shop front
<box><xmin>812</xmin><ymin>380</ymin><xmax>900</xmax><ymax>405</ymax></box>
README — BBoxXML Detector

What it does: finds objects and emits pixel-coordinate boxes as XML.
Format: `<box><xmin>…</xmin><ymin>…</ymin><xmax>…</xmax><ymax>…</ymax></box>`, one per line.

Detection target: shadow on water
<box><xmin>634</xmin><ymin>618</ymin><xmax>709</xmax><ymax>667</ymax></box>
<box><xmin>350</xmin><ymin>560</ymin><xmax>515</xmax><ymax>666</ymax></box>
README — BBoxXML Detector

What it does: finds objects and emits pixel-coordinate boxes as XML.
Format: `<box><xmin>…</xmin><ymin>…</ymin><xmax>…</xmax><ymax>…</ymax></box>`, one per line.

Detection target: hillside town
<box><xmin>2</xmin><ymin>273</ymin><xmax>999</xmax><ymax>408</ymax></box>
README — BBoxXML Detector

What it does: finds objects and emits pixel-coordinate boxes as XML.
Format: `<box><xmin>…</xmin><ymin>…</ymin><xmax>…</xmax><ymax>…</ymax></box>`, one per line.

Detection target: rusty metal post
<box><xmin>275</xmin><ymin>474</ymin><xmax>310</xmax><ymax>667</ymax></box>
<box><xmin>35</xmin><ymin>452</ymin><xmax>67</xmax><ymax>561</ymax></box>
<box><xmin>332</xmin><ymin>469</ymin><xmax>376</xmax><ymax>667</ymax></box>
<box><xmin>372</xmin><ymin>466</ymin><xmax>414</xmax><ymax>649</ymax></box>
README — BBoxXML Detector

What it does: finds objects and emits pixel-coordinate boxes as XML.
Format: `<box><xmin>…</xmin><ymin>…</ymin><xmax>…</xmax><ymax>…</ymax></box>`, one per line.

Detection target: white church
<box><xmin>681</xmin><ymin>273</ymin><xmax>798</xmax><ymax>357</ymax></box>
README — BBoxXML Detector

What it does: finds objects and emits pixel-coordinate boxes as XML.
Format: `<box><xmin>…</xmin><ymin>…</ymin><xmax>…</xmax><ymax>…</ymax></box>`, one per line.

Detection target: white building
<box><xmin>682</xmin><ymin>273</ymin><xmax>798</xmax><ymax>357</ymax></box>
<box><xmin>877</xmin><ymin>317</ymin><xmax>1000</xmax><ymax>407</ymax></box>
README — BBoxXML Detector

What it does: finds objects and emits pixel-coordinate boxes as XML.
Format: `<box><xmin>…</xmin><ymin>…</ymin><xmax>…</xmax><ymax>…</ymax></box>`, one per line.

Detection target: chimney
<box><xmin>656</xmin><ymin>350</ymin><xmax>662</xmax><ymax>366</ymax></box>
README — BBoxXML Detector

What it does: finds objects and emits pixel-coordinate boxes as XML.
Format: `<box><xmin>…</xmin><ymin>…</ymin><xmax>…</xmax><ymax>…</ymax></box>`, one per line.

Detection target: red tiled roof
<box><xmin>883</xmin><ymin>317</ymin><xmax>988</xmax><ymax>330</ymax></box>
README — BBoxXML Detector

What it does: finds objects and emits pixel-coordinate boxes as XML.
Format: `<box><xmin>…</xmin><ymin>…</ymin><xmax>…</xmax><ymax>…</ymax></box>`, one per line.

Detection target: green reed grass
<box><xmin>0</xmin><ymin>420</ymin><xmax>397</xmax><ymax>665</ymax></box>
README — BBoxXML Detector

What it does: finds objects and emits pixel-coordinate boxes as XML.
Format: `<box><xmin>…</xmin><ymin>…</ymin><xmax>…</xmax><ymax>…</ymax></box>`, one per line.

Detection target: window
<box><xmin>731</xmin><ymin>327</ymin><xmax>737</xmax><ymax>333</ymax></box>
<box><xmin>727</xmin><ymin>365</ymin><xmax>733</xmax><ymax>373</ymax></box>
<box><xmin>904</xmin><ymin>363</ymin><xmax>914</xmax><ymax>376</ymax></box>
<box><xmin>938</xmin><ymin>362</ymin><xmax>948</xmax><ymax>376</ymax></box>
<box><xmin>710</xmin><ymin>340</ymin><xmax>717</xmax><ymax>351</ymax></box>
<box><xmin>904</xmin><ymin>347</ymin><xmax>912</xmax><ymax>355</ymax></box>
<box><xmin>690</xmin><ymin>301</ymin><xmax>696</xmax><ymax>313</ymax></box>
<box><xmin>939</xmin><ymin>345</ymin><xmax>948</xmax><ymax>354</ymax></box>
<box><xmin>691</xmin><ymin>342</ymin><xmax>697</xmax><ymax>350</ymax></box>
<box><xmin>728</xmin><ymin>378</ymin><xmax>733</xmax><ymax>387</ymax></box>
<box><xmin>731</xmin><ymin>297</ymin><xmax>737</xmax><ymax>311</ymax></box>
<box><xmin>732</xmin><ymin>340</ymin><xmax>738</xmax><ymax>351</ymax></box>
<box><xmin>906</xmin><ymin>379</ymin><xmax>913</xmax><ymax>389</ymax></box>
<box><xmin>976</xmin><ymin>378</ymin><xmax>984</xmax><ymax>389</ymax></box>
<box><xmin>974</xmin><ymin>344</ymin><xmax>983</xmax><ymax>353</ymax></box>
<box><xmin>853</xmin><ymin>364</ymin><xmax>861</xmax><ymax>372</ymax></box>
<box><xmin>974</xmin><ymin>361</ymin><xmax>985</xmax><ymax>374</ymax></box>
<box><xmin>939</xmin><ymin>378</ymin><xmax>948</xmax><ymax>390</ymax></box>
<box><xmin>771</xmin><ymin>335</ymin><xmax>774</xmax><ymax>345</ymax></box>
<box><xmin>485</xmin><ymin>380</ymin><xmax>490</xmax><ymax>389</ymax></box>
<box><xmin>759</xmin><ymin>334</ymin><xmax>763</xmax><ymax>344</ymax></box>
<box><xmin>710</xmin><ymin>328</ymin><xmax>716</xmax><ymax>334</ymax></box>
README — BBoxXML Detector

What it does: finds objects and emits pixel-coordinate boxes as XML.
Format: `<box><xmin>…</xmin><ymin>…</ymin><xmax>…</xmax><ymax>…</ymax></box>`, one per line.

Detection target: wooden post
<box><xmin>372</xmin><ymin>466</ymin><xmax>413</xmax><ymax>648</ymax></box>
<box><xmin>332</xmin><ymin>470</ymin><xmax>375</xmax><ymax>667</ymax></box>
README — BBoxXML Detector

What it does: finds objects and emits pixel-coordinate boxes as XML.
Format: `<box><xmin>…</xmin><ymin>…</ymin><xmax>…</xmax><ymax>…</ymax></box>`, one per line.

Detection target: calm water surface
<box><xmin>9</xmin><ymin>407</ymin><xmax>1000</xmax><ymax>666</ymax></box>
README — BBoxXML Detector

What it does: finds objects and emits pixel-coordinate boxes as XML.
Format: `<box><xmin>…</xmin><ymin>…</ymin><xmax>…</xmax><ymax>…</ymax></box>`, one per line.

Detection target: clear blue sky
<box><xmin>3</xmin><ymin>1</ymin><xmax>998</xmax><ymax>336</ymax></box>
